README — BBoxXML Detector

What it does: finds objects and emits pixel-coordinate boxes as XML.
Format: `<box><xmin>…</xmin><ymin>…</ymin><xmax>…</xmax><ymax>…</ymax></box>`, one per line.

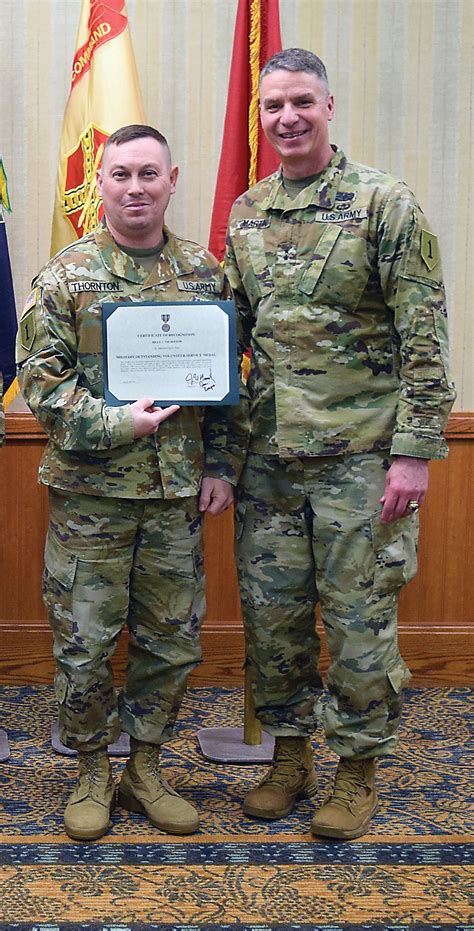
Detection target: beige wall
<box><xmin>1</xmin><ymin>0</ymin><xmax>472</xmax><ymax>407</ymax></box>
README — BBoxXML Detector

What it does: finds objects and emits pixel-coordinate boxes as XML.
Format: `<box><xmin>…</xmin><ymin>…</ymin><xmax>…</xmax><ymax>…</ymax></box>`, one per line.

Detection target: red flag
<box><xmin>208</xmin><ymin>0</ymin><xmax>282</xmax><ymax>261</ymax></box>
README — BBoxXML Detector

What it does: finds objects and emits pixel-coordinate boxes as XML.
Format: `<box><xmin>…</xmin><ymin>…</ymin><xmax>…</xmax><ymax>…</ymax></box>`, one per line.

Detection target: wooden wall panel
<box><xmin>0</xmin><ymin>412</ymin><xmax>472</xmax><ymax>688</ymax></box>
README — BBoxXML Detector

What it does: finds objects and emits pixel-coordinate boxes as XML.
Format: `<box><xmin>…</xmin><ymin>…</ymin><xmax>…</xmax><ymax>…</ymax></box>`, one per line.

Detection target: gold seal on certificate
<box><xmin>102</xmin><ymin>300</ymin><xmax>239</xmax><ymax>406</ymax></box>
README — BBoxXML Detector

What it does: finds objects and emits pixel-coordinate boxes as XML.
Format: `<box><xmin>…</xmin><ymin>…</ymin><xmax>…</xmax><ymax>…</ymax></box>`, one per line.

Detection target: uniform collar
<box><xmin>94</xmin><ymin>220</ymin><xmax>196</xmax><ymax>287</ymax></box>
<box><xmin>258</xmin><ymin>145</ymin><xmax>347</xmax><ymax>212</ymax></box>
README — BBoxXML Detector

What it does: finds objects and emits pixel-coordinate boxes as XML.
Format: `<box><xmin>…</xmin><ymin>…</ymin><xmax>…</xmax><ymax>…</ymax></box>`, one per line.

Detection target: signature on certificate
<box><xmin>185</xmin><ymin>369</ymin><xmax>216</xmax><ymax>392</ymax></box>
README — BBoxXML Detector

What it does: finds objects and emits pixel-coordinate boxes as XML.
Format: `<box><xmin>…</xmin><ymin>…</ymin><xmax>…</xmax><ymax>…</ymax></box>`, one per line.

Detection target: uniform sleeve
<box><xmin>202</xmin><ymin>271</ymin><xmax>251</xmax><ymax>484</ymax></box>
<box><xmin>223</xmin><ymin>225</ymin><xmax>255</xmax><ymax>349</ymax></box>
<box><xmin>16</xmin><ymin>265</ymin><xmax>134</xmax><ymax>452</ymax></box>
<box><xmin>377</xmin><ymin>184</ymin><xmax>456</xmax><ymax>459</ymax></box>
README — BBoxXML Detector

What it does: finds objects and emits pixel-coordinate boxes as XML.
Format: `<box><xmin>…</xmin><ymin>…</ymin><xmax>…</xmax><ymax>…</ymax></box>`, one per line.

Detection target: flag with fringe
<box><xmin>50</xmin><ymin>0</ymin><xmax>146</xmax><ymax>256</ymax></box>
<box><xmin>0</xmin><ymin>158</ymin><xmax>18</xmax><ymax>422</ymax></box>
<box><xmin>208</xmin><ymin>0</ymin><xmax>282</xmax><ymax>263</ymax></box>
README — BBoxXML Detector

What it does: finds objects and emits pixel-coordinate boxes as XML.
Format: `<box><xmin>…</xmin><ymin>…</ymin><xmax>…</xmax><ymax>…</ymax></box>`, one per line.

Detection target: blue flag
<box><xmin>0</xmin><ymin>211</ymin><xmax>17</xmax><ymax>399</ymax></box>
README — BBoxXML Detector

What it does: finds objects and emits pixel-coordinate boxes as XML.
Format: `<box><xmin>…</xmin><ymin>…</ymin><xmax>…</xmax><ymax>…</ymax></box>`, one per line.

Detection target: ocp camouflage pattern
<box><xmin>44</xmin><ymin>488</ymin><xmax>205</xmax><ymax>750</ymax></box>
<box><xmin>235</xmin><ymin>450</ymin><xmax>415</xmax><ymax>756</ymax></box>
<box><xmin>225</xmin><ymin>146</ymin><xmax>455</xmax><ymax>460</ymax></box>
<box><xmin>17</xmin><ymin>220</ymin><xmax>249</xmax><ymax>498</ymax></box>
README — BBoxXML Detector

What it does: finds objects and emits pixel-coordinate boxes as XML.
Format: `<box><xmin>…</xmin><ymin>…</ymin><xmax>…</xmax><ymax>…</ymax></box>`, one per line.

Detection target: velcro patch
<box><xmin>19</xmin><ymin>309</ymin><xmax>36</xmax><ymax>351</ymax></box>
<box><xmin>235</xmin><ymin>218</ymin><xmax>271</xmax><ymax>230</ymax></box>
<box><xmin>176</xmin><ymin>280</ymin><xmax>218</xmax><ymax>293</ymax></box>
<box><xmin>69</xmin><ymin>281</ymin><xmax>124</xmax><ymax>293</ymax></box>
<box><xmin>316</xmin><ymin>208</ymin><xmax>369</xmax><ymax>223</ymax></box>
<box><xmin>420</xmin><ymin>229</ymin><xmax>440</xmax><ymax>271</ymax></box>
<box><xmin>23</xmin><ymin>287</ymin><xmax>39</xmax><ymax>313</ymax></box>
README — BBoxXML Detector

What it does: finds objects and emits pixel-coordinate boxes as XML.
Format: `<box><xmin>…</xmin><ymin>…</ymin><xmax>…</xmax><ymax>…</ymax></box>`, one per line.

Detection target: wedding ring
<box><xmin>407</xmin><ymin>500</ymin><xmax>419</xmax><ymax>512</ymax></box>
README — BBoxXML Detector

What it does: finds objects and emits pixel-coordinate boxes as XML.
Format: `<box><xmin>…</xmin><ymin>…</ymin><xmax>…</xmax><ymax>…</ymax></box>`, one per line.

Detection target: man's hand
<box><xmin>199</xmin><ymin>477</ymin><xmax>234</xmax><ymax>515</ymax></box>
<box><xmin>131</xmin><ymin>397</ymin><xmax>180</xmax><ymax>438</ymax></box>
<box><xmin>380</xmin><ymin>456</ymin><xmax>429</xmax><ymax>523</ymax></box>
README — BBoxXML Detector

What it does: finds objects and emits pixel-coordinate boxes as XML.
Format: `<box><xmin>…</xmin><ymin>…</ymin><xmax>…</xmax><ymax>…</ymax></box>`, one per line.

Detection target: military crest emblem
<box><xmin>62</xmin><ymin>124</ymin><xmax>109</xmax><ymax>239</ymax></box>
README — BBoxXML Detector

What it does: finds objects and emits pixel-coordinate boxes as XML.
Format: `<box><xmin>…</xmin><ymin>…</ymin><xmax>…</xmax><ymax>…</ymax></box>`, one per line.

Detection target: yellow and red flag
<box><xmin>208</xmin><ymin>0</ymin><xmax>282</xmax><ymax>263</ymax></box>
<box><xmin>0</xmin><ymin>159</ymin><xmax>18</xmax><ymax>412</ymax></box>
<box><xmin>50</xmin><ymin>0</ymin><xmax>146</xmax><ymax>256</ymax></box>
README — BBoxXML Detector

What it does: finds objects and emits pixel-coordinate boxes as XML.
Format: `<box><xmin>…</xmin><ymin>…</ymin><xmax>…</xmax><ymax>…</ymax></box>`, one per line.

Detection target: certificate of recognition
<box><xmin>102</xmin><ymin>300</ymin><xmax>239</xmax><ymax>406</ymax></box>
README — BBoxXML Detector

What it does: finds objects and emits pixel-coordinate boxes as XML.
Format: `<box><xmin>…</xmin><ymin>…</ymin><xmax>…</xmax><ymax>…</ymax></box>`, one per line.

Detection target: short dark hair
<box><xmin>260</xmin><ymin>48</ymin><xmax>329</xmax><ymax>92</ymax></box>
<box><xmin>104</xmin><ymin>124</ymin><xmax>171</xmax><ymax>161</ymax></box>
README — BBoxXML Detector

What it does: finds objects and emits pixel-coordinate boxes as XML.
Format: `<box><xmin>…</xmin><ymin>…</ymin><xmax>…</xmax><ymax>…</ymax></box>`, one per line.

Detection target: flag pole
<box><xmin>0</xmin><ymin>168</ymin><xmax>14</xmax><ymax>757</ymax></box>
<box><xmin>197</xmin><ymin>0</ymin><xmax>282</xmax><ymax>764</ymax></box>
<box><xmin>0</xmin><ymin>160</ymin><xmax>19</xmax><ymax>416</ymax></box>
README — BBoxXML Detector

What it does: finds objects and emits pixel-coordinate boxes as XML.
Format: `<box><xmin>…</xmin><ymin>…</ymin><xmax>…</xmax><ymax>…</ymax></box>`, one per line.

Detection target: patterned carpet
<box><xmin>0</xmin><ymin>685</ymin><xmax>472</xmax><ymax>930</ymax></box>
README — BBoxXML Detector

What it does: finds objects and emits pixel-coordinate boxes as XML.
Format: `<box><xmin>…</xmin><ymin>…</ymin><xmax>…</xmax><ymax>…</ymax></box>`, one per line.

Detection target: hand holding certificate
<box><xmin>102</xmin><ymin>300</ymin><xmax>239</xmax><ymax>406</ymax></box>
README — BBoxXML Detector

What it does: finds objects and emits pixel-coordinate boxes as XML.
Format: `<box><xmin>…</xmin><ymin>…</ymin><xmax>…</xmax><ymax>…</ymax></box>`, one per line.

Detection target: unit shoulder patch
<box><xmin>19</xmin><ymin>308</ymin><xmax>36</xmax><ymax>351</ymax></box>
<box><xmin>420</xmin><ymin>229</ymin><xmax>440</xmax><ymax>271</ymax></box>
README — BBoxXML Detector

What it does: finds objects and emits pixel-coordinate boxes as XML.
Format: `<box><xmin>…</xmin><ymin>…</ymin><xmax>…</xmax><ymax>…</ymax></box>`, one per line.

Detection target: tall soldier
<box><xmin>17</xmin><ymin>124</ymin><xmax>248</xmax><ymax>841</ymax></box>
<box><xmin>225</xmin><ymin>50</ymin><xmax>455</xmax><ymax>839</ymax></box>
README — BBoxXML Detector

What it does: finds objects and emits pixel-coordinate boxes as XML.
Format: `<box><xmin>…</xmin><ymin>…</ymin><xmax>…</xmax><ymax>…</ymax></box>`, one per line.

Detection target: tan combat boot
<box><xmin>311</xmin><ymin>758</ymin><xmax>378</xmax><ymax>839</ymax></box>
<box><xmin>243</xmin><ymin>736</ymin><xmax>318</xmax><ymax>819</ymax></box>
<box><xmin>118</xmin><ymin>739</ymin><xmax>199</xmax><ymax>835</ymax></box>
<box><xmin>64</xmin><ymin>749</ymin><xmax>115</xmax><ymax>841</ymax></box>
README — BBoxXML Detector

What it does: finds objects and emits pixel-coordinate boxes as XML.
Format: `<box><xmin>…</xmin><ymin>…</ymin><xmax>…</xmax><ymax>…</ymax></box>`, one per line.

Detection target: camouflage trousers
<box><xmin>43</xmin><ymin>488</ymin><xmax>205</xmax><ymax>751</ymax></box>
<box><xmin>235</xmin><ymin>451</ymin><xmax>417</xmax><ymax>758</ymax></box>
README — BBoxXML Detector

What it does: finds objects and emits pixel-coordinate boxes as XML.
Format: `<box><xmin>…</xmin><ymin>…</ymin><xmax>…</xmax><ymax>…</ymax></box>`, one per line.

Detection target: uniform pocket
<box><xmin>298</xmin><ymin>225</ymin><xmax>371</xmax><ymax>311</ymax></box>
<box><xmin>298</xmin><ymin>225</ymin><xmax>342</xmax><ymax>294</ymax></box>
<box><xmin>44</xmin><ymin>532</ymin><xmax>78</xmax><ymax>590</ymax></box>
<box><xmin>54</xmin><ymin>670</ymin><xmax>68</xmax><ymax>704</ymax></box>
<box><xmin>370</xmin><ymin>512</ymin><xmax>419</xmax><ymax>596</ymax></box>
<box><xmin>234</xmin><ymin>499</ymin><xmax>247</xmax><ymax>543</ymax></box>
<box><xmin>386</xmin><ymin>655</ymin><xmax>412</xmax><ymax>694</ymax></box>
<box><xmin>241</xmin><ymin>229</ymin><xmax>274</xmax><ymax>299</ymax></box>
<box><xmin>191</xmin><ymin>540</ymin><xmax>205</xmax><ymax>583</ymax></box>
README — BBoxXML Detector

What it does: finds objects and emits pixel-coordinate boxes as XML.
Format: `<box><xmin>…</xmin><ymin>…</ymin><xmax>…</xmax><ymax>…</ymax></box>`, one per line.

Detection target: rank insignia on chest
<box><xmin>176</xmin><ymin>280</ymin><xmax>218</xmax><ymax>293</ymax></box>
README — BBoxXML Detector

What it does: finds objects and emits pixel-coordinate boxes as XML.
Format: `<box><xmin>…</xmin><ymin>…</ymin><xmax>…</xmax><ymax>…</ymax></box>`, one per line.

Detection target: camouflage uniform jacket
<box><xmin>17</xmin><ymin>221</ymin><xmax>249</xmax><ymax>498</ymax></box>
<box><xmin>225</xmin><ymin>146</ymin><xmax>455</xmax><ymax>460</ymax></box>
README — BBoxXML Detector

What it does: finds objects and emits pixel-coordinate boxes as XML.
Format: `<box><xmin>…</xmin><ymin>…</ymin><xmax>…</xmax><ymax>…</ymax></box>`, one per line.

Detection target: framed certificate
<box><xmin>102</xmin><ymin>300</ymin><xmax>239</xmax><ymax>406</ymax></box>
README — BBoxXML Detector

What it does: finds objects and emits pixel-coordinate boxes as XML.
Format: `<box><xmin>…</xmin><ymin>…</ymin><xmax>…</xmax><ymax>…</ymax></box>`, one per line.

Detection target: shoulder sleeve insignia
<box><xmin>19</xmin><ymin>308</ymin><xmax>36</xmax><ymax>352</ymax></box>
<box><xmin>23</xmin><ymin>287</ymin><xmax>40</xmax><ymax>313</ymax></box>
<box><xmin>420</xmin><ymin>229</ymin><xmax>440</xmax><ymax>272</ymax></box>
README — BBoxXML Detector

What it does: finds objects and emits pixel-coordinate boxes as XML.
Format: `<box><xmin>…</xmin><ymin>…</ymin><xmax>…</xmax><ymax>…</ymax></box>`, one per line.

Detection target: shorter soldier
<box><xmin>226</xmin><ymin>49</ymin><xmax>455</xmax><ymax>838</ymax></box>
<box><xmin>17</xmin><ymin>125</ymin><xmax>248</xmax><ymax>840</ymax></box>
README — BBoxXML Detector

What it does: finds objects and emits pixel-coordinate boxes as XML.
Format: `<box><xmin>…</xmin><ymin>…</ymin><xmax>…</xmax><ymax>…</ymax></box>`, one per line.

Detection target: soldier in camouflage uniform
<box><xmin>225</xmin><ymin>49</ymin><xmax>455</xmax><ymax>839</ymax></box>
<box><xmin>17</xmin><ymin>125</ymin><xmax>248</xmax><ymax>841</ymax></box>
